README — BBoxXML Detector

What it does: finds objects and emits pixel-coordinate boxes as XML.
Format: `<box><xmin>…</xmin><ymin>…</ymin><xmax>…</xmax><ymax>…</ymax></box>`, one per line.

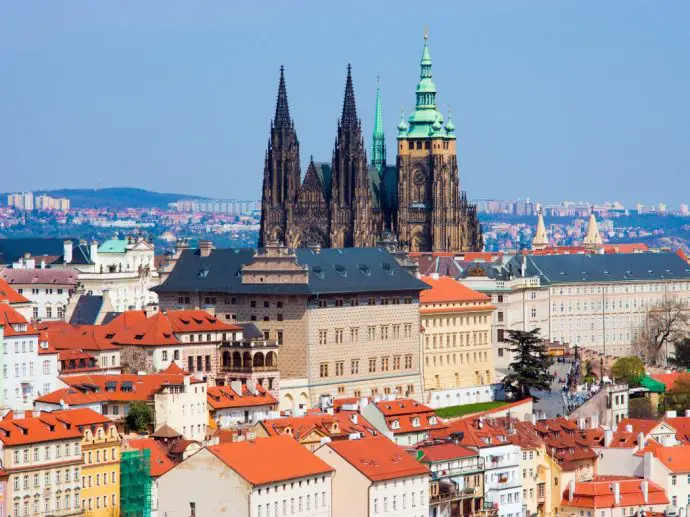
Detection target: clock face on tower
<box><xmin>413</xmin><ymin>169</ymin><xmax>426</xmax><ymax>186</ymax></box>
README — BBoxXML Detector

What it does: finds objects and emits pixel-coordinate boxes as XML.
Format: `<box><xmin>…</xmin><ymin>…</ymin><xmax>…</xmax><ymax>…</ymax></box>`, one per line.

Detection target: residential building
<box><xmin>207</xmin><ymin>380</ymin><xmax>278</xmax><ymax>429</ymax></box>
<box><xmin>560</xmin><ymin>476</ymin><xmax>668</xmax><ymax>517</ymax></box>
<box><xmin>641</xmin><ymin>444</ymin><xmax>690</xmax><ymax>512</ymax></box>
<box><xmin>35</xmin><ymin>364</ymin><xmax>207</xmax><ymax>441</ymax></box>
<box><xmin>361</xmin><ymin>398</ymin><xmax>447</xmax><ymax>446</ymax></box>
<box><xmin>153</xmin><ymin>243</ymin><xmax>427</xmax><ymax>408</ymax></box>
<box><xmin>50</xmin><ymin>408</ymin><xmax>121</xmax><ymax>517</ymax></box>
<box><xmin>0</xmin><ymin>303</ymin><xmax>59</xmax><ymax>409</ymax></box>
<box><xmin>0</xmin><ymin>409</ymin><xmax>90</xmax><ymax>516</ymax></box>
<box><xmin>419</xmin><ymin>274</ymin><xmax>497</xmax><ymax>408</ymax></box>
<box><xmin>415</xmin><ymin>440</ymin><xmax>488</xmax><ymax>517</ymax></box>
<box><xmin>122</xmin><ymin>437</ymin><xmax>175</xmax><ymax>517</ymax></box>
<box><xmin>0</xmin><ymin>268</ymin><xmax>77</xmax><ymax>321</ymax></box>
<box><xmin>157</xmin><ymin>435</ymin><xmax>334</xmax><ymax>517</ymax></box>
<box><xmin>257</xmin><ymin>410</ymin><xmax>378</xmax><ymax>452</ymax></box>
<box><xmin>315</xmin><ymin>435</ymin><xmax>430</xmax><ymax>517</ymax></box>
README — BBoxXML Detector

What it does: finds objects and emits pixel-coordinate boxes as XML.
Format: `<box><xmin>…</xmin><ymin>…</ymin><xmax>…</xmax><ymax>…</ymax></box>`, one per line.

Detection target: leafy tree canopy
<box><xmin>611</xmin><ymin>357</ymin><xmax>646</xmax><ymax>387</ymax></box>
<box><xmin>126</xmin><ymin>401</ymin><xmax>154</xmax><ymax>433</ymax></box>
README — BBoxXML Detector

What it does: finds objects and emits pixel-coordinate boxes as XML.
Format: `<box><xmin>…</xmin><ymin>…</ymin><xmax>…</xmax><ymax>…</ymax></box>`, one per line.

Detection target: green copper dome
<box><xmin>398</xmin><ymin>31</ymin><xmax>455</xmax><ymax>140</ymax></box>
<box><xmin>445</xmin><ymin>111</ymin><xmax>456</xmax><ymax>133</ymax></box>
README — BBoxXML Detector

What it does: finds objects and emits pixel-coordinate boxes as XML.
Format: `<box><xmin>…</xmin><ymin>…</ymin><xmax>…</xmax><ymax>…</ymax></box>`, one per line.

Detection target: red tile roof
<box><xmin>262</xmin><ymin>411</ymin><xmax>378</xmax><ymax>441</ymax></box>
<box><xmin>0</xmin><ymin>277</ymin><xmax>30</xmax><ymax>304</ymax></box>
<box><xmin>374</xmin><ymin>399</ymin><xmax>448</xmax><ymax>435</ymax></box>
<box><xmin>0</xmin><ymin>410</ymin><xmax>83</xmax><ymax>446</ymax></box>
<box><xmin>562</xmin><ymin>476</ymin><xmax>668</xmax><ymax>508</ymax></box>
<box><xmin>36</xmin><ymin>321</ymin><xmax>119</xmax><ymax>351</ymax></box>
<box><xmin>127</xmin><ymin>438</ymin><xmax>176</xmax><ymax>478</ymax></box>
<box><xmin>420</xmin><ymin>276</ymin><xmax>490</xmax><ymax>304</ymax></box>
<box><xmin>326</xmin><ymin>436</ymin><xmax>430</xmax><ymax>482</ymax></box>
<box><xmin>207</xmin><ymin>435</ymin><xmax>334</xmax><ymax>485</ymax></box>
<box><xmin>49</xmin><ymin>408</ymin><xmax>113</xmax><ymax>428</ymax></box>
<box><xmin>0</xmin><ymin>302</ymin><xmax>38</xmax><ymax>337</ymax></box>
<box><xmin>35</xmin><ymin>371</ymin><xmax>202</xmax><ymax>406</ymax></box>
<box><xmin>645</xmin><ymin>445</ymin><xmax>690</xmax><ymax>473</ymax></box>
<box><xmin>415</xmin><ymin>442</ymin><xmax>479</xmax><ymax>463</ymax></box>
<box><xmin>207</xmin><ymin>384</ymin><xmax>277</xmax><ymax>410</ymax></box>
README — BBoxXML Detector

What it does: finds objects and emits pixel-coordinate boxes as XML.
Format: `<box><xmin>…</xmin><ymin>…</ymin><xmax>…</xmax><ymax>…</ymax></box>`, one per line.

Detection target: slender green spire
<box><xmin>371</xmin><ymin>77</ymin><xmax>386</xmax><ymax>173</ymax></box>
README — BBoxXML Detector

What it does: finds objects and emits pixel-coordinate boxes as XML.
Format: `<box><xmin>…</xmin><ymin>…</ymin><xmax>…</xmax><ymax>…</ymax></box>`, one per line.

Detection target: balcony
<box><xmin>431</xmin><ymin>460</ymin><xmax>485</xmax><ymax>480</ymax></box>
<box><xmin>220</xmin><ymin>365</ymin><xmax>277</xmax><ymax>373</ymax></box>
<box><xmin>430</xmin><ymin>483</ymin><xmax>479</xmax><ymax>504</ymax></box>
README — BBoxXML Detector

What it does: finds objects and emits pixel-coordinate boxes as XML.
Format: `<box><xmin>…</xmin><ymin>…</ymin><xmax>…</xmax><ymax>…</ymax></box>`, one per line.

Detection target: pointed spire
<box><xmin>421</xmin><ymin>25</ymin><xmax>432</xmax><ymax>66</ymax></box>
<box><xmin>583</xmin><ymin>208</ymin><xmax>604</xmax><ymax>247</ymax></box>
<box><xmin>341</xmin><ymin>64</ymin><xmax>358</xmax><ymax>129</ymax></box>
<box><xmin>274</xmin><ymin>65</ymin><xmax>291</xmax><ymax>128</ymax></box>
<box><xmin>532</xmin><ymin>207</ymin><xmax>548</xmax><ymax>250</ymax></box>
<box><xmin>371</xmin><ymin>77</ymin><xmax>386</xmax><ymax>173</ymax></box>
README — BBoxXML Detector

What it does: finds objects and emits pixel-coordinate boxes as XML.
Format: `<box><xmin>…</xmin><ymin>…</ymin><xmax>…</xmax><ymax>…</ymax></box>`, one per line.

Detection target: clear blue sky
<box><xmin>2</xmin><ymin>1</ymin><xmax>689</xmax><ymax>206</ymax></box>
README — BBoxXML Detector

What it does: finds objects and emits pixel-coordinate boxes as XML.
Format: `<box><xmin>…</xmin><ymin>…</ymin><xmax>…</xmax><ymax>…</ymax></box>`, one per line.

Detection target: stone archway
<box><xmin>411</xmin><ymin>228</ymin><xmax>430</xmax><ymax>252</ymax></box>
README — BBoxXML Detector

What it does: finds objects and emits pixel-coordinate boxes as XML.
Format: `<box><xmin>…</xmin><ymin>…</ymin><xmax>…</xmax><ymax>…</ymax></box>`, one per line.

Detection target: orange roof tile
<box><xmin>262</xmin><ymin>412</ymin><xmax>378</xmax><ymax>441</ymax></box>
<box><xmin>374</xmin><ymin>399</ymin><xmax>448</xmax><ymax>435</ymax></box>
<box><xmin>207</xmin><ymin>436</ymin><xmax>333</xmax><ymax>485</ymax></box>
<box><xmin>416</xmin><ymin>442</ymin><xmax>479</xmax><ymax>463</ymax></box>
<box><xmin>207</xmin><ymin>384</ymin><xmax>277</xmax><ymax>410</ymax></box>
<box><xmin>0</xmin><ymin>277</ymin><xmax>30</xmax><ymax>304</ymax></box>
<box><xmin>127</xmin><ymin>438</ymin><xmax>176</xmax><ymax>477</ymax></box>
<box><xmin>0</xmin><ymin>303</ymin><xmax>38</xmax><ymax>337</ymax></box>
<box><xmin>645</xmin><ymin>444</ymin><xmax>690</xmax><ymax>473</ymax></box>
<box><xmin>49</xmin><ymin>408</ymin><xmax>114</xmax><ymax>428</ymax></box>
<box><xmin>326</xmin><ymin>436</ymin><xmax>430</xmax><ymax>482</ymax></box>
<box><xmin>420</xmin><ymin>276</ymin><xmax>490</xmax><ymax>304</ymax></box>
<box><xmin>562</xmin><ymin>476</ymin><xmax>668</xmax><ymax>508</ymax></box>
<box><xmin>0</xmin><ymin>410</ymin><xmax>82</xmax><ymax>446</ymax></box>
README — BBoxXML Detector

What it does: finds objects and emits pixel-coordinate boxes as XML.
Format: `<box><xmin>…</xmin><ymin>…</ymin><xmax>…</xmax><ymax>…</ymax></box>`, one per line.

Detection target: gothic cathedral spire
<box><xmin>259</xmin><ymin>66</ymin><xmax>301</xmax><ymax>248</ymax></box>
<box><xmin>371</xmin><ymin>79</ymin><xmax>386</xmax><ymax>174</ymax></box>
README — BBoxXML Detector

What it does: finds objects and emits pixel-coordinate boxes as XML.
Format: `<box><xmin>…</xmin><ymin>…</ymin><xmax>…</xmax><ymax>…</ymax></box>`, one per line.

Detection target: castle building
<box><xmin>259</xmin><ymin>33</ymin><xmax>482</xmax><ymax>252</ymax></box>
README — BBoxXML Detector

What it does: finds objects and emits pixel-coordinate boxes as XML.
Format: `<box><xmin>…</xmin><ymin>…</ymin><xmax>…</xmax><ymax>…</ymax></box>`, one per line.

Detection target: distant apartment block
<box><xmin>170</xmin><ymin>198</ymin><xmax>259</xmax><ymax>215</ymax></box>
<box><xmin>7</xmin><ymin>192</ymin><xmax>69</xmax><ymax>211</ymax></box>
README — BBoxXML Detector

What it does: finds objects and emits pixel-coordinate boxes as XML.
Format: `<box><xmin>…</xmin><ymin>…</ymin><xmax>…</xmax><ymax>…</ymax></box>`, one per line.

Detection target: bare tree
<box><xmin>635</xmin><ymin>296</ymin><xmax>690</xmax><ymax>365</ymax></box>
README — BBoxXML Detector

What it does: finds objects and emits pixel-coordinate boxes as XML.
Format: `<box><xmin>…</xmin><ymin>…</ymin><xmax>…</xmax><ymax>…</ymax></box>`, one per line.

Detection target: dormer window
<box><xmin>429</xmin><ymin>417</ymin><xmax>437</xmax><ymax>426</ymax></box>
<box><xmin>412</xmin><ymin>418</ymin><xmax>420</xmax><ymax>428</ymax></box>
<box><xmin>391</xmin><ymin>420</ymin><xmax>400</xmax><ymax>430</ymax></box>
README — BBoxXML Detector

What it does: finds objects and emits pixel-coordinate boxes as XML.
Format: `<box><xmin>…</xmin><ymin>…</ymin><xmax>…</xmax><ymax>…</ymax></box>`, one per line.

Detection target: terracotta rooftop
<box><xmin>562</xmin><ymin>476</ymin><xmax>668</xmax><ymax>508</ymax></box>
<box><xmin>0</xmin><ymin>277</ymin><xmax>30</xmax><ymax>304</ymax></box>
<box><xmin>325</xmin><ymin>436</ymin><xmax>430</xmax><ymax>482</ymax></box>
<box><xmin>207</xmin><ymin>435</ymin><xmax>334</xmax><ymax>485</ymax></box>
<box><xmin>127</xmin><ymin>438</ymin><xmax>177</xmax><ymax>478</ymax></box>
<box><xmin>415</xmin><ymin>441</ymin><xmax>479</xmax><ymax>463</ymax></box>
<box><xmin>262</xmin><ymin>411</ymin><xmax>378</xmax><ymax>441</ymax></box>
<box><xmin>207</xmin><ymin>384</ymin><xmax>277</xmax><ymax>410</ymax></box>
<box><xmin>0</xmin><ymin>410</ymin><xmax>85</xmax><ymax>446</ymax></box>
<box><xmin>420</xmin><ymin>275</ymin><xmax>490</xmax><ymax>304</ymax></box>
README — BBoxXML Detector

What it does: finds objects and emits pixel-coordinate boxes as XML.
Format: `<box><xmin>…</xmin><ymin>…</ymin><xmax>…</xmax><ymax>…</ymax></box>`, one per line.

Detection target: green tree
<box><xmin>583</xmin><ymin>360</ymin><xmax>597</xmax><ymax>384</ymax></box>
<box><xmin>663</xmin><ymin>374</ymin><xmax>690</xmax><ymax>414</ymax></box>
<box><xmin>126</xmin><ymin>401</ymin><xmax>154</xmax><ymax>433</ymax></box>
<box><xmin>629</xmin><ymin>397</ymin><xmax>655</xmax><ymax>419</ymax></box>
<box><xmin>669</xmin><ymin>338</ymin><xmax>690</xmax><ymax>370</ymax></box>
<box><xmin>611</xmin><ymin>357</ymin><xmax>645</xmax><ymax>386</ymax></box>
<box><xmin>501</xmin><ymin>329</ymin><xmax>554</xmax><ymax>402</ymax></box>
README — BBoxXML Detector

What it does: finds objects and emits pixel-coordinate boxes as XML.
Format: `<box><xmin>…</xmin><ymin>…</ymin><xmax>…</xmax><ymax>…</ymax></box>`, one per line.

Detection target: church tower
<box><xmin>330</xmin><ymin>65</ymin><xmax>376</xmax><ymax>247</ymax></box>
<box><xmin>259</xmin><ymin>66</ymin><xmax>301</xmax><ymax>247</ymax></box>
<box><xmin>532</xmin><ymin>208</ymin><xmax>549</xmax><ymax>250</ymax></box>
<box><xmin>371</xmin><ymin>79</ymin><xmax>386</xmax><ymax>175</ymax></box>
<box><xmin>396</xmin><ymin>31</ymin><xmax>466</xmax><ymax>252</ymax></box>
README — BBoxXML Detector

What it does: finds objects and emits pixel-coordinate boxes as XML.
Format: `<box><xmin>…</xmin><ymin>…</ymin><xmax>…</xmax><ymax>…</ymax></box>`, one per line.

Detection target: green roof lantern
<box><xmin>445</xmin><ymin>108</ymin><xmax>456</xmax><ymax>133</ymax></box>
<box><xmin>399</xmin><ymin>27</ymin><xmax>456</xmax><ymax>140</ymax></box>
<box><xmin>397</xmin><ymin>109</ymin><xmax>409</xmax><ymax>135</ymax></box>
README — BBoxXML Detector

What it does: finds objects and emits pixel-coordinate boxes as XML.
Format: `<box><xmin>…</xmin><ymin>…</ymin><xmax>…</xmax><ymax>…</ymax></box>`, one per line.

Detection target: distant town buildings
<box><xmin>170</xmin><ymin>198</ymin><xmax>259</xmax><ymax>216</ymax></box>
<box><xmin>7</xmin><ymin>192</ymin><xmax>70</xmax><ymax>211</ymax></box>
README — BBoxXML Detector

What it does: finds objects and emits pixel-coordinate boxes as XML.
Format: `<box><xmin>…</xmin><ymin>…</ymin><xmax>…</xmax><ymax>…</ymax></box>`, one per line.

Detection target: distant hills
<box><xmin>4</xmin><ymin>188</ymin><xmax>199</xmax><ymax>210</ymax></box>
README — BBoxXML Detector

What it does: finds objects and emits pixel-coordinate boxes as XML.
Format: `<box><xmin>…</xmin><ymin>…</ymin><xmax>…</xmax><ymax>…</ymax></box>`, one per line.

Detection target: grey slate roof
<box><xmin>510</xmin><ymin>252</ymin><xmax>690</xmax><ymax>285</ymax></box>
<box><xmin>69</xmin><ymin>295</ymin><xmax>104</xmax><ymax>325</ymax></box>
<box><xmin>153</xmin><ymin>247</ymin><xmax>428</xmax><ymax>295</ymax></box>
<box><xmin>0</xmin><ymin>238</ymin><xmax>91</xmax><ymax>265</ymax></box>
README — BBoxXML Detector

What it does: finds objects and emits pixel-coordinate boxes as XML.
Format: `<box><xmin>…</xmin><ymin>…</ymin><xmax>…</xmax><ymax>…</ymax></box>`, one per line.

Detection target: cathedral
<box><xmin>259</xmin><ymin>34</ymin><xmax>483</xmax><ymax>252</ymax></box>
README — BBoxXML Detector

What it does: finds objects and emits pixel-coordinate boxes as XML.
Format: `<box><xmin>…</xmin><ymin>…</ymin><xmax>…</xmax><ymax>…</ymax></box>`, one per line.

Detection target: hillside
<box><xmin>4</xmin><ymin>188</ymin><xmax>199</xmax><ymax>210</ymax></box>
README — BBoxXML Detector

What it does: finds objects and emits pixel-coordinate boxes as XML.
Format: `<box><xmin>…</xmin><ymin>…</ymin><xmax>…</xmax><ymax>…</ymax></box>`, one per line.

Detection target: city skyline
<box><xmin>2</xmin><ymin>2</ymin><xmax>689</xmax><ymax>205</ymax></box>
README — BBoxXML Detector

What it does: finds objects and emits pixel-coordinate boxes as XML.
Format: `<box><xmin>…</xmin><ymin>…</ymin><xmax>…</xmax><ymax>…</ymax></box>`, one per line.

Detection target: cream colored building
<box><xmin>157</xmin><ymin>436</ymin><xmax>334</xmax><ymax>517</ymax></box>
<box><xmin>315</xmin><ymin>436</ymin><xmax>430</xmax><ymax>517</ymax></box>
<box><xmin>420</xmin><ymin>274</ymin><xmax>496</xmax><ymax>407</ymax></box>
<box><xmin>154</xmin><ymin>243</ymin><xmax>427</xmax><ymax>410</ymax></box>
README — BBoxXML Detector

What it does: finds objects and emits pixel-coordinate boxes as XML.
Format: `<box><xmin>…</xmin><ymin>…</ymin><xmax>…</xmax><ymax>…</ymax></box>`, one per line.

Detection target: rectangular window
<box><xmin>335</xmin><ymin>361</ymin><xmax>344</xmax><ymax>376</ymax></box>
<box><xmin>350</xmin><ymin>327</ymin><xmax>359</xmax><ymax>342</ymax></box>
<box><xmin>277</xmin><ymin>330</ymin><xmax>284</xmax><ymax>345</ymax></box>
<box><xmin>405</xmin><ymin>354</ymin><xmax>413</xmax><ymax>369</ymax></box>
<box><xmin>334</xmin><ymin>329</ymin><xmax>344</xmax><ymax>344</ymax></box>
<box><xmin>319</xmin><ymin>363</ymin><xmax>329</xmax><ymax>378</ymax></box>
<box><xmin>393</xmin><ymin>356</ymin><xmax>401</xmax><ymax>370</ymax></box>
<box><xmin>319</xmin><ymin>330</ymin><xmax>327</xmax><ymax>345</ymax></box>
<box><xmin>381</xmin><ymin>356</ymin><xmax>389</xmax><ymax>371</ymax></box>
<box><xmin>368</xmin><ymin>326</ymin><xmax>376</xmax><ymax>340</ymax></box>
<box><xmin>369</xmin><ymin>358</ymin><xmax>376</xmax><ymax>373</ymax></box>
<box><xmin>351</xmin><ymin>359</ymin><xmax>359</xmax><ymax>374</ymax></box>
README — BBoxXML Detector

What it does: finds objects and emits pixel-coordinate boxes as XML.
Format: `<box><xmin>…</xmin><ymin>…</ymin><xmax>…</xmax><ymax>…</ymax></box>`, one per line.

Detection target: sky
<box><xmin>1</xmin><ymin>1</ymin><xmax>689</xmax><ymax>207</ymax></box>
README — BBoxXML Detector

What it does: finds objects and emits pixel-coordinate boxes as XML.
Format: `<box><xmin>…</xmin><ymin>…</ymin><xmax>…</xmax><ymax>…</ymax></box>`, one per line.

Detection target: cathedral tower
<box><xmin>330</xmin><ymin>65</ymin><xmax>376</xmax><ymax>247</ymax></box>
<box><xmin>371</xmin><ymin>79</ymin><xmax>386</xmax><ymax>175</ymax></box>
<box><xmin>396</xmin><ymin>32</ymin><xmax>464</xmax><ymax>252</ymax></box>
<box><xmin>259</xmin><ymin>66</ymin><xmax>301</xmax><ymax>247</ymax></box>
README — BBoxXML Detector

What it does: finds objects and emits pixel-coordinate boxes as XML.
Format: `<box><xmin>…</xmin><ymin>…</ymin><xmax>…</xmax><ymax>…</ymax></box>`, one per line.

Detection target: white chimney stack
<box><xmin>568</xmin><ymin>479</ymin><xmax>575</xmax><ymax>503</ymax></box>
<box><xmin>63</xmin><ymin>240</ymin><xmax>73</xmax><ymax>264</ymax></box>
<box><xmin>604</xmin><ymin>428</ymin><xmax>614</xmax><ymax>448</ymax></box>
<box><xmin>641</xmin><ymin>479</ymin><xmax>649</xmax><ymax>504</ymax></box>
<box><xmin>612</xmin><ymin>482</ymin><xmax>621</xmax><ymax>505</ymax></box>
<box><xmin>625</xmin><ymin>424</ymin><xmax>633</xmax><ymax>433</ymax></box>
<box><xmin>637</xmin><ymin>432</ymin><xmax>645</xmax><ymax>451</ymax></box>
<box><xmin>666</xmin><ymin>410</ymin><xmax>678</xmax><ymax>418</ymax></box>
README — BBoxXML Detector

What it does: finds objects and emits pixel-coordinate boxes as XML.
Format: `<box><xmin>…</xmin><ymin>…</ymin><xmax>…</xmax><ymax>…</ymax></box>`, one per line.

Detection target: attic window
<box><xmin>357</xmin><ymin>264</ymin><xmax>371</xmax><ymax>276</ymax></box>
<box><xmin>380</xmin><ymin>263</ymin><xmax>394</xmax><ymax>275</ymax></box>
<box><xmin>312</xmin><ymin>266</ymin><xmax>324</xmax><ymax>279</ymax></box>
<box><xmin>333</xmin><ymin>264</ymin><xmax>347</xmax><ymax>277</ymax></box>
<box><xmin>134</xmin><ymin>334</ymin><xmax>145</xmax><ymax>340</ymax></box>
<box><xmin>391</xmin><ymin>420</ymin><xmax>400</xmax><ymax>430</ymax></box>
<box><xmin>198</xmin><ymin>266</ymin><xmax>210</xmax><ymax>279</ymax></box>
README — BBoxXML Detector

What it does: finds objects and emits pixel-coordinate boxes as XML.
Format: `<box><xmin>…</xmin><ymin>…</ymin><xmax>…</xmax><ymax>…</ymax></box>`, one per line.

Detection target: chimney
<box><xmin>666</xmin><ymin>410</ymin><xmax>678</xmax><ymax>419</ymax></box>
<box><xmin>604</xmin><ymin>428</ymin><xmax>614</xmax><ymax>448</ymax></box>
<box><xmin>430</xmin><ymin>272</ymin><xmax>440</xmax><ymax>280</ymax></box>
<box><xmin>578</xmin><ymin>417</ymin><xmax>586</xmax><ymax>430</ymax></box>
<box><xmin>641</xmin><ymin>479</ymin><xmax>649</xmax><ymax>504</ymax></box>
<box><xmin>685</xmin><ymin>410</ymin><xmax>690</xmax><ymax>417</ymax></box>
<box><xmin>358</xmin><ymin>397</ymin><xmax>369</xmax><ymax>411</ymax></box>
<box><xmin>199</xmin><ymin>240</ymin><xmax>214</xmax><ymax>258</ymax></box>
<box><xmin>63</xmin><ymin>240</ymin><xmax>73</xmax><ymax>264</ymax></box>
<box><xmin>612</xmin><ymin>482</ymin><xmax>621</xmax><ymax>505</ymax></box>
<box><xmin>625</xmin><ymin>424</ymin><xmax>633</xmax><ymax>433</ymax></box>
<box><xmin>568</xmin><ymin>479</ymin><xmax>575</xmax><ymax>503</ymax></box>
<box><xmin>350</xmin><ymin>413</ymin><xmax>358</xmax><ymax>425</ymax></box>
<box><xmin>637</xmin><ymin>432</ymin><xmax>645</xmax><ymax>451</ymax></box>
<box><xmin>90</xmin><ymin>240</ymin><xmax>99</xmax><ymax>264</ymax></box>
<box><xmin>230</xmin><ymin>380</ymin><xmax>243</xmax><ymax>396</ymax></box>
<box><xmin>521</xmin><ymin>255</ymin><xmax>527</xmax><ymax>277</ymax></box>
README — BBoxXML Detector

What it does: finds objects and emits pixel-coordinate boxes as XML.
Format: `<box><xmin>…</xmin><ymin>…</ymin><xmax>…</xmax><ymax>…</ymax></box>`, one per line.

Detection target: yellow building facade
<box><xmin>80</xmin><ymin>422</ymin><xmax>121</xmax><ymax>517</ymax></box>
<box><xmin>420</xmin><ymin>275</ymin><xmax>496</xmax><ymax>392</ymax></box>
